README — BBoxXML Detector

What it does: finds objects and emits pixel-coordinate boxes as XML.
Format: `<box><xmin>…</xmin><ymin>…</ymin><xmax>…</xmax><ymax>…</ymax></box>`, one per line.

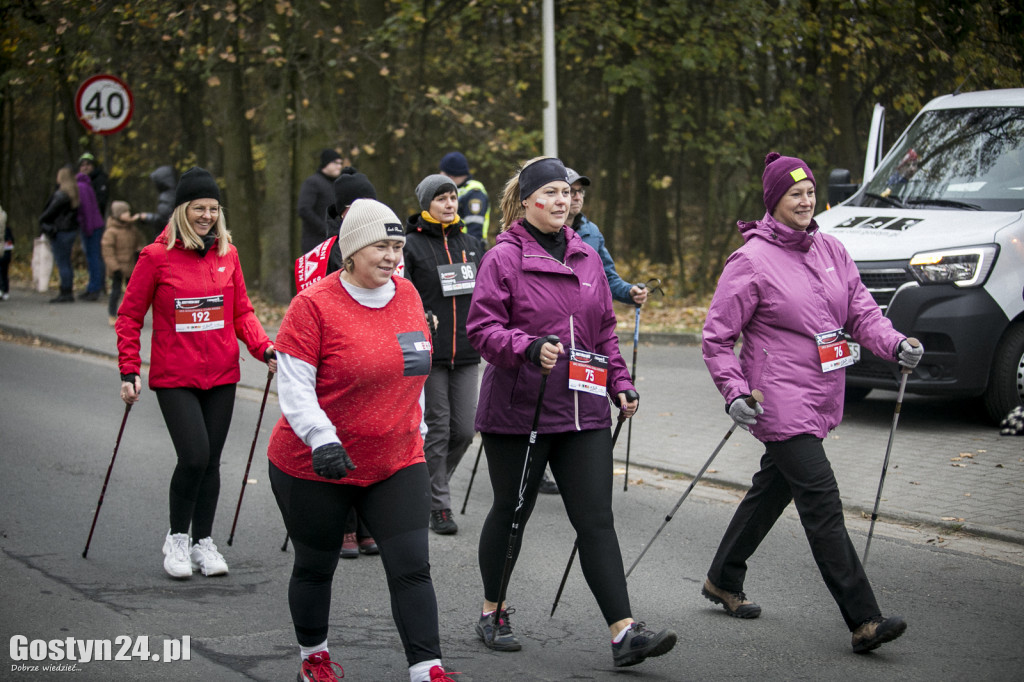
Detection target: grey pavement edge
<box><xmin>2</xmin><ymin>283</ymin><xmax>1022</xmax><ymax>548</ymax></box>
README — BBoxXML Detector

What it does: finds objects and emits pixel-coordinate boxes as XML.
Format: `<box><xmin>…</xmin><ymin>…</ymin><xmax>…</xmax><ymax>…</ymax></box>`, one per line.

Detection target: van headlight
<box><xmin>908</xmin><ymin>245</ymin><xmax>998</xmax><ymax>287</ymax></box>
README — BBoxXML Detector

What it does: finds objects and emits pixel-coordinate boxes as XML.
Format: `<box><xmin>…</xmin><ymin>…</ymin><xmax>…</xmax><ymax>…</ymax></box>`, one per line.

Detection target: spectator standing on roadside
<box><xmin>0</xmin><ymin>203</ymin><xmax>12</xmax><ymax>301</ymax></box>
<box><xmin>78</xmin><ymin>152</ymin><xmax>110</xmax><ymax>215</ymax></box>
<box><xmin>403</xmin><ymin>173</ymin><xmax>484</xmax><ymax>536</ymax></box>
<box><xmin>39</xmin><ymin>165</ymin><xmax>80</xmax><ymax>303</ymax></box>
<box><xmin>440</xmin><ymin>151</ymin><xmax>490</xmax><ymax>243</ymax></box>
<box><xmin>76</xmin><ymin>167</ymin><xmax>107</xmax><ymax>301</ymax></box>
<box><xmin>299</xmin><ymin>149</ymin><xmax>344</xmax><ymax>253</ymax></box>
<box><xmin>700</xmin><ymin>151</ymin><xmax>921</xmax><ymax>654</ymax></box>
<box><xmin>116</xmin><ymin>167</ymin><xmax>277</xmax><ymax>580</ymax></box>
<box><xmin>136</xmin><ymin>165</ymin><xmax>177</xmax><ymax>243</ymax></box>
<box><xmin>101</xmin><ymin>200</ymin><xmax>143</xmax><ymax>326</ymax></box>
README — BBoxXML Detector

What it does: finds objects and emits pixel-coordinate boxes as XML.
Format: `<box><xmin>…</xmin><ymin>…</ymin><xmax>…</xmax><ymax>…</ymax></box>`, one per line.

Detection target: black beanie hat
<box><xmin>334</xmin><ymin>168</ymin><xmax>377</xmax><ymax>213</ymax></box>
<box><xmin>320</xmin><ymin>148</ymin><xmax>343</xmax><ymax>169</ymax></box>
<box><xmin>174</xmin><ymin>167</ymin><xmax>221</xmax><ymax>208</ymax></box>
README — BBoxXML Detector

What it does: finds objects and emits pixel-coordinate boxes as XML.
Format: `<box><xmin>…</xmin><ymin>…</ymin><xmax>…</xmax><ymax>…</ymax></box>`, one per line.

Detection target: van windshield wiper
<box><xmin>865</xmin><ymin>192</ymin><xmax>907</xmax><ymax>208</ymax></box>
<box><xmin>905</xmin><ymin>197</ymin><xmax>982</xmax><ymax>210</ymax></box>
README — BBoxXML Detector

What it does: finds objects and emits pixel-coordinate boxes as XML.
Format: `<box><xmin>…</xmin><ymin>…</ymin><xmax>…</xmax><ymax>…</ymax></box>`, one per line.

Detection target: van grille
<box><xmin>856</xmin><ymin>263</ymin><xmax>912</xmax><ymax>311</ymax></box>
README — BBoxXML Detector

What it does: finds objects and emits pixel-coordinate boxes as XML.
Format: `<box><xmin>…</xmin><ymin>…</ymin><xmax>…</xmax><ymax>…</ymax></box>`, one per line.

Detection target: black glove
<box><xmin>120</xmin><ymin>372</ymin><xmax>140</xmax><ymax>385</ymax></box>
<box><xmin>264</xmin><ymin>347</ymin><xmax>276</xmax><ymax>362</ymax></box>
<box><xmin>311</xmin><ymin>443</ymin><xmax>356</xmax><ymax>480</ymax></box>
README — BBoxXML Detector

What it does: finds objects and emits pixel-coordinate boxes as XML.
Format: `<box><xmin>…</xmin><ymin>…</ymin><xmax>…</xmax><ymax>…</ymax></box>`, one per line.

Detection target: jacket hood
<box><xmin>738</xmin><ymin>212</ymin><xmax>819</xmax><ymax>253</ymax></box>
<box><xmin>150</xmin><ymin>165</ymin><xmax>177</xmax><ymax>193</ymax></box>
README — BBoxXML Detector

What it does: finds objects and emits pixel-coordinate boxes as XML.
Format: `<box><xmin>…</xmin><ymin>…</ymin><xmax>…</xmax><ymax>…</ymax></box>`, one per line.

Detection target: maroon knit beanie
<box><xmin>762</xmin><ymin>152</ymin><xmax>815</xmax><ymax>213</ymax></box>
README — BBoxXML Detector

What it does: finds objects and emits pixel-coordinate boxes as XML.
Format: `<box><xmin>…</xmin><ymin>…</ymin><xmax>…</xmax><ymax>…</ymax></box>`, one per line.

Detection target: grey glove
<box><xmin>728</xmin><ymin>395</ymin><xmax>764</xmax><ymax>430</ymax></box>
<box><xmin>897</xmin><ymin>339</ymin><xmax>924</xmax><ymax>369</ymax></box>
<box><xmin>311</xmin><ymin>443</ymin><xmax>356</xmax><ymax>480</ymax></box>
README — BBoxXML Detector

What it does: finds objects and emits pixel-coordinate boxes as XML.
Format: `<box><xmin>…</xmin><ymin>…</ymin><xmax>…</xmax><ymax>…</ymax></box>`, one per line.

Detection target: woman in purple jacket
<box><xmin>701</xmin><ymin>152</ymin><xmax>924</xmax><ymax>654</ymax></box>
<box><xmin>466</xmin><ymin>157</ymin><xmax>676</xmax><ymax>668</ymax></box>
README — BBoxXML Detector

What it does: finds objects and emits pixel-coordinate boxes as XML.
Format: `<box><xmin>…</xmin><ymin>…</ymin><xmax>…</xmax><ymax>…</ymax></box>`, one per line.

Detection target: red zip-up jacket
<box><xmin>116</xmin><ymin>229</ymin><xmax>272</xmax><ymax>390</ymax></box>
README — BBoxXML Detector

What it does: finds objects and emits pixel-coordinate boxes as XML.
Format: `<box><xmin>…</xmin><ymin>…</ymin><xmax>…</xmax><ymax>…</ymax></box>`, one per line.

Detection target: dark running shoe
<box><xmin>340</xmin><ymin>532</ymin><xmax>358</xmax><ymax>559</ymax></box>
<box><xmin>612</xmin><ymin>622</ymin><xmax>677</xmax><ymax>667</ymax></box>
<box><xmin>358</xmin><ymin>536</ymin><xmax>379</xmax><ymax>555</ymax></box>
<box><xmin>430</xmin><ymin>509</ymin><xmax>458</xmax><ymax>535</ymax></box>
<box><xmin>852</xmin><ymin>615</ymin><xmax>907</xmax><ymax>653</ymax></box>
<box><xmin>476</xmin><ymin>607</ymin><xmax>521</xmax><ymax>651</ymax></box>
<box><xmin>702</xmin><ymin>578</ymin><xmax>762</xmax><ymax>618</ymax></box>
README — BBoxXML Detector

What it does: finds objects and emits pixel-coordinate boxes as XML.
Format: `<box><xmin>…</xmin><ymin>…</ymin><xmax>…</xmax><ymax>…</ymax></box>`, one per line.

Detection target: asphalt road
<box><xmin>1</xmin><ymin>340</ymin><xmax>1023</xmax><ymax>681</ymax></box>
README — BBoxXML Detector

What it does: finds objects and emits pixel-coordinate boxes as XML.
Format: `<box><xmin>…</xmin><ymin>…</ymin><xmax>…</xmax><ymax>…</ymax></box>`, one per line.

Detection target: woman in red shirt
<box><xmin>116</xmin><ymin>167</ymin><xmax>276</xmax><ymax>580</ymax></box>
<box><xmin>268</xmin><ymin>199</ymin><xmax>456</xmax><ymax>682</ymax></box>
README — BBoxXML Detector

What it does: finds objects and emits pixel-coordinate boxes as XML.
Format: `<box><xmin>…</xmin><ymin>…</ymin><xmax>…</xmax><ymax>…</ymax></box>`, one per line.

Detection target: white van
<box><xmin>816</xmin><ymin>88</ymin><xmax>1024</xmax><ymax>423</ymax></box>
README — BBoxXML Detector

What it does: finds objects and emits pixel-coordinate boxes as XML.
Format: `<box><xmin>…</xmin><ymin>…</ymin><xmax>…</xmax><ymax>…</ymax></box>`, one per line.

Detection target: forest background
<box><xmin>1</xmin><ymin>0</ymin><xmax>1022</xmax><ymax>319</ymax></box>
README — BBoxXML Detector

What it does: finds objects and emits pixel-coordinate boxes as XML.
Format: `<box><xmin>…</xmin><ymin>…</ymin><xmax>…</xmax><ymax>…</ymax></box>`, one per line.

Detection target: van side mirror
<box><xmin>828</xmin><ymin>168</ymin><xmax>859</xmax><ymax>206</ymax></box>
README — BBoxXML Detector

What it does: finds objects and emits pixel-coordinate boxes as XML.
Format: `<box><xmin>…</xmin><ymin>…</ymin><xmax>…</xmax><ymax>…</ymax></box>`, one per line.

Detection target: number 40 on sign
<box><xmin>75</xmin><ymin>74</ymin><xmax>134</xmax><ymax>135</ymax></box>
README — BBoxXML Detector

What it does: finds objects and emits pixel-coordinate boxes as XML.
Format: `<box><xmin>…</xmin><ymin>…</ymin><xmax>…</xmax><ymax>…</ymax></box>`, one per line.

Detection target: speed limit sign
<box><xmin>75</xmin><ymin>74</ymin><xmax>134</xmax><ymax>135</ymax></box>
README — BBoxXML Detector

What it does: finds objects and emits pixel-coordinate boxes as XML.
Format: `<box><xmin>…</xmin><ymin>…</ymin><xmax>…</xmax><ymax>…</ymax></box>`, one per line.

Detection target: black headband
<box><xmin>519</xmin><ymin>158</ymin><xmax>569</xmax><ymax>200</ymax></box>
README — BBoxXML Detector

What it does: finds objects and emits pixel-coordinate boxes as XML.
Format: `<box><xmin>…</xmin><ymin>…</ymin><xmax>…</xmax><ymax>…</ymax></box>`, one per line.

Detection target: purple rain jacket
<box><xmin>468</xmin><ymin>219</ymin><xmax>634</xmax><ymax>434</ymax></box>
<box><xmin>702</xmin><ymin>213</ymin><xmax>906</xmax><ymax>442</ymax></box>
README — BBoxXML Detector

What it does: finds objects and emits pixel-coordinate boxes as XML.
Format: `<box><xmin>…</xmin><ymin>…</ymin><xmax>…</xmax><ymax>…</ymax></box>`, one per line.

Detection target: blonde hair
<box><xmin>57</xmin><ymin>166</ymin><xmax>80</xmax><ymax>209</ymax></box>
<box><xmin>166</xmin><ymin>202</ymin><xmax>231</xmax><ymax>255</ymax></box>
<box><xmin>498</xmin><ymin>156</ymin><xmax>553</xmax><ymax>233</ymax></box>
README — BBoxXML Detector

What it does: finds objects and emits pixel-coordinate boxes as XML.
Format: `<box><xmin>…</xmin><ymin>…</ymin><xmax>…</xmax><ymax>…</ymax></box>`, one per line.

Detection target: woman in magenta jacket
<box><xmin>116</xmin><ymin>167</ymin><xmax>277</xmax><ymax>580</ymax></box>
<box><xmin>466</xmin><ymin>157</ymin><xmax>676</xmax><ymax>668</ymax></box>
<box><xmin>700</xmin><ymin>152</ymin><xmax>923</xmax><ymax>653</ymax></box>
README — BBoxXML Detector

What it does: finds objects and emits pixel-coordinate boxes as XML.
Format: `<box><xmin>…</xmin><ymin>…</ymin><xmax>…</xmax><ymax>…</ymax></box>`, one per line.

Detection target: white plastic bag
<box><xmin>32</xmin><ymin>235</ymin><xmax>53</xmax><ymax>292</ymax></box>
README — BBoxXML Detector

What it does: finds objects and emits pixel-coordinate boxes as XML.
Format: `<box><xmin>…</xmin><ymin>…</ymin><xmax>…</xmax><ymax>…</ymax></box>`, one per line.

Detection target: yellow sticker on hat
<box><xmin>790</xmin><ymin>168</ymin><xmax>808</xmax><ymax>182</ymax></box>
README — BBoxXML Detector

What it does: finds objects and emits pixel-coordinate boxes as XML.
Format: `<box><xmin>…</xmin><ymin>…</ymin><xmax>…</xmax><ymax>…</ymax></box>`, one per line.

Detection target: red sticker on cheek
<box><xmin>534</xmin><ymin>200</ymin><xmax>546</xmax><ymax>209</ymax></box>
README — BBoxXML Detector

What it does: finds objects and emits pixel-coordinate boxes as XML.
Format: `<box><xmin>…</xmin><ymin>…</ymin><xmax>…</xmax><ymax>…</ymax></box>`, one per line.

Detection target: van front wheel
<box><xmin>984</xmin><ymin>321</ymin><xmax>1024</xmax><ymax>424</ymax></box>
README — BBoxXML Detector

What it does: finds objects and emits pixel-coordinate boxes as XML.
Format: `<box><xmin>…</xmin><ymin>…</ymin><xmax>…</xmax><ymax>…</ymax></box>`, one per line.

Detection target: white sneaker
<box><xmin>190</xmin><ymin>537</ymin><xmax>229</xmax><ymax>576</ymax></box>
<box><xmin>162</xmin><ymin>531</ymin><xmax>192</xmax><ymax>579</ymax></box>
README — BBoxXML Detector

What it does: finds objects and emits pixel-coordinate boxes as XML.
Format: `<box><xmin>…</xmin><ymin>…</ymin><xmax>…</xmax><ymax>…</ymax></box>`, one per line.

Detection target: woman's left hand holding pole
<box><xmin>617</xmin><ymin>389</ymin><xmax>639</xmax><ymax>418</ymax></box>
<box><xmin>264</xmin><ymin>346</ymin><xmax>278</xmax><ymax>374</ymax></box>
<box><xmin>120</xmin><ymin>374</ymin><xmax>142</xmax><ymax>405</ymax></box>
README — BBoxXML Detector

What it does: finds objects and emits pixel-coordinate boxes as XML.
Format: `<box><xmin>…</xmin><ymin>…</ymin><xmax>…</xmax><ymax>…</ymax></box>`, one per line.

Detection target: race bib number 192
<box><xmin>175</xmin><ymin>295</ymin><xmax>225</xmax><ymax>332</ymax></box>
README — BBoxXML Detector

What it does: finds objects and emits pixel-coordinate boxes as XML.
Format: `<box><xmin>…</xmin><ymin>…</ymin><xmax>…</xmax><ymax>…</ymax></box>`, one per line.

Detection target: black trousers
<box><xmin>479</xmin><ymin>428</ymin><xmax>631</xmax><ymax>625</ymax></box>
<box><xmin>707</xmin><ymin>434</ymin><xmax>880</xmax><ymax>630</ymax></box>
<box><xmin>269</xmin><ymin>461</ymin><xmax>441</xmax><ymax>666</ymax></box>
<box><xmin>155</xmin><ymin>383</ymin><xmax>236</xmax><ymax>539</ymax></box>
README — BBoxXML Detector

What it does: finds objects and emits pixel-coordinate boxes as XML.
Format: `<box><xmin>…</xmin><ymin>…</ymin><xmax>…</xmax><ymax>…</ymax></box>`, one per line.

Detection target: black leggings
<box><xmin>155</xmin><ymin>384</ymin><xmax>236</xmax><ymax>539</ymax></box>
<box><xmin>479</xmin><ymin>428</ymin><xmax>631</xmax><ymax>625</ymax></box>
<box><xmin>269</xmin><ymin>461</ymin><xmax>440</xmax><ymax>665</ymax></box>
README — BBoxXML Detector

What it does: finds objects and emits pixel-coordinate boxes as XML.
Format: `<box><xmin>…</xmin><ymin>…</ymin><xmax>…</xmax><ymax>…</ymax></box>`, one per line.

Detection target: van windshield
<box><xmin>857</xmin><ymin>106</ymin><xmax>1024</xmax><ymax>212</ymax></box>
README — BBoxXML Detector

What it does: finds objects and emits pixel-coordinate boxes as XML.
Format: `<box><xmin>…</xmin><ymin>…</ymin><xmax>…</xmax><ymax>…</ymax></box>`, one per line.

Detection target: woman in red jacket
<box><xmin>116</xmin><ymin>167</ymin><xmax>277</xmax><ymax>580</ymax></box>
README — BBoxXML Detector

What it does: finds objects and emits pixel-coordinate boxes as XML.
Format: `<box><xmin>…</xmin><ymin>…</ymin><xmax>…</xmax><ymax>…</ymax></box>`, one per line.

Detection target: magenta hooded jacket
<box><xmin>468</xmin><ymin>220</ymin><xmax>634</xmax><ymax>434</ymax></box>
<box><xmin>702</xmin><ymin>213</ymin><xmax>905</xmax><ymax>442</ymax></box>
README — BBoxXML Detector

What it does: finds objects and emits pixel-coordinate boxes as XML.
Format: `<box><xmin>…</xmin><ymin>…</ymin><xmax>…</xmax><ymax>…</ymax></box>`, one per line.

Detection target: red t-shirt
<box><xmin>267</xmin><ymin>274</ymin><xmax>432</xmax><ymax>486</ymax></box>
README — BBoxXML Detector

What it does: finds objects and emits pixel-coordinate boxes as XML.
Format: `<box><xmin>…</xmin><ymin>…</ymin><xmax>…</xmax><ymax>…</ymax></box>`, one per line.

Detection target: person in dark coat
<box><xmin>402</xmin><ymin>174</ymin><xmax>484</xmax><ymax>536</ymax></box>
<box><xmin>39</xmin><ymin>165</ymin><xmax>80</xmax><ymax>303</ymax></box>
<box><xmin>136</xmin><ymin>165</ymin><xmax>177</xmax><ymax>243</ymax></box>
<box><xmin>298</xmin><ymin>149</ymin><xmax>344</xmax><ymax>253</ymax></box>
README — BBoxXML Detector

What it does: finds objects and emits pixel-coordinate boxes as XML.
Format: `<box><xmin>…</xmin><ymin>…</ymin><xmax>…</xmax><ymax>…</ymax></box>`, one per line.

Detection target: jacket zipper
<box><xmin>442</xmin><ymin>230</ymin><xmax>458</xmax><ymax>369</ymax></box>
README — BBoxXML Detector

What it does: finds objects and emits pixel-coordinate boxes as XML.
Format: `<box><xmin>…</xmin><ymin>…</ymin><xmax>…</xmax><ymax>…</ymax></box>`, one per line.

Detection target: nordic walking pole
<box><xmin>489</xmin><ymin>335</ymin><xmax>558</xmax><ymax>643</ymax></box>
<box><xmin>227</xmin><ymin>370</ymin><xmax>274</xmax><ymax>546</ymax></box>
<box><xmin>83</xmin><ymin>403</ymin><xmax>132</xmax><ymax>559</ymax></box>
<box><xmin>460</xmin><ymin>437</ymin><xmax>485</xmax><ymax>515</ymax></box>
<box><xmin>625</xmin><ymin>390</ymin><xmax>763</xmax><ymax>579</ymax></box>
<box><xmin>863</xmin><ymin>338</ymin><xmax>919</xmax><ymax>566</ymax></box>
<box><xmin>623</xmin><ymin>282</ymin><xmax>646</xmax><ymax>492</ymax></box>
<box><xmin>550</xmin><ymin>410</ymin><xmax>628</xmax><ymax>617</ymax></box>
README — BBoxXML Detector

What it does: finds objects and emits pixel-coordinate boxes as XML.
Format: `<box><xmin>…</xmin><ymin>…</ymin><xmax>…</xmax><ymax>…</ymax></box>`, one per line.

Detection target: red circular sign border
<box><xmin>75</xmin><ymin>74</ymin><xmax>134</xmax><ymax>136</ymax></box>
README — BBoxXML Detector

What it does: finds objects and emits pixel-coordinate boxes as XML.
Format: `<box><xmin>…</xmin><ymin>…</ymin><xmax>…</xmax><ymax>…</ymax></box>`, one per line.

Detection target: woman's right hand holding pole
<box><xmin>120</xmin><ymin>374</ymin><xmax>142</xmax><ymax>405</ymax></box>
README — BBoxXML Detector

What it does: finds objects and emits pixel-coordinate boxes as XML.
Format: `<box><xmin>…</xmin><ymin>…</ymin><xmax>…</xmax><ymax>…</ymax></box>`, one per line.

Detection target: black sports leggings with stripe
<box><xmin>155</xmin><ymin>383</ymin><xmax>236</xmax><ymax>540</ymax></box>
<box><xmin>269</xmin><ymin>461</ymin><xmax>441</xmax><ymax>666</ymax></box>
<box><xmin>479</xmin><ymin>428</ymin><xmax>632</xmax><ymax>625</ymax></box>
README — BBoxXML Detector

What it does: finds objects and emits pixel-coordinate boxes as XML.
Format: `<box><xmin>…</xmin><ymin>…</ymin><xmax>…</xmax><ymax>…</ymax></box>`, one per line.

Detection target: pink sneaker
<box><xmin>340</xmin><ymin>533</ymin><xmax>358</xmax><ymax>559</ymax></box>
<box><xmin>298</xmin><ymin>651</ymin><xmax>344</xmax><ymax>681</ymax></box>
